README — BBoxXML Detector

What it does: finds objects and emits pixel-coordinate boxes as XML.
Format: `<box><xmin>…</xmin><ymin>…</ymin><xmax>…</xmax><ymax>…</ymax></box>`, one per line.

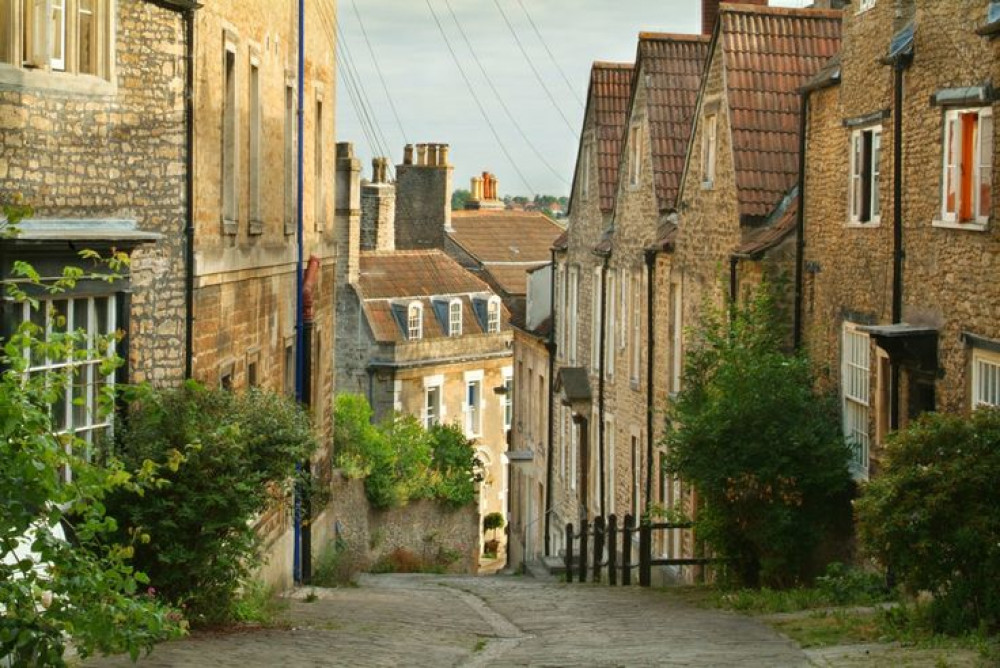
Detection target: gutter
<box><xmin>888</xmin><ymin>55</ymin><xmax>909</xmax><ymax>430</ymax></box>
<box><xmin>293</xmin><ymin>0</ymin><xmax>306</xmax><ymax>585</ymax></box>
<box><xmin>544</xmin><ymin>248</ymin><xmax>557</xmax><ymax>556</ymax></box>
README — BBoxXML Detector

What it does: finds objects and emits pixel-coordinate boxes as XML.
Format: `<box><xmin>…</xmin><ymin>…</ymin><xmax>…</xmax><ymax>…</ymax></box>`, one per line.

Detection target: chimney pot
<box><xmin>417</xmin><ymin>144</ymin><xmax>428</xmax><ymax>166</ymax></box>
<box><xmin>440</xmin><ymin>145</ymin><xmax>450</xmax><ymax>166</ymax></box>
<box><xmin>403</xmin><ymin>144</ymin><xmax>414</xmax><ymax>165</ymax></box>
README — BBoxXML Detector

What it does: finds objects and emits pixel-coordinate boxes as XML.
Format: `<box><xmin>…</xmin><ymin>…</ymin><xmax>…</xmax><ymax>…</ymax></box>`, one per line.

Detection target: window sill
<box><xmin>249</xmin><ymin>220</ymin><xmax>264</xmax><ymax>236</ymax></box>
<box><xmin>932</xmin><ymin>219</ymin><xmax>988</xmax><ymax>232</ymax></box>
<box><xmin>845</xmin><ymin>220</ymin><xmax>882</xmax><ymax>228</ymax></box>
<box><xmin>700</xmin><ymin>180</ymin><xmax>714</xmax><ymax>191</ymax></box>
<box><xmin>0</xmin><ymin>64</ymin><xmax>115</xmax><ymax>96</ymax></box>
<box><xmin>630</xmin><ymin>379</ymin><xmax>640</xmax><ymax>392</ymax></box>
<box><xmin>222</xmin><ymin>219</ymin><xmax>238</xmax><ymax>236</ymax></box>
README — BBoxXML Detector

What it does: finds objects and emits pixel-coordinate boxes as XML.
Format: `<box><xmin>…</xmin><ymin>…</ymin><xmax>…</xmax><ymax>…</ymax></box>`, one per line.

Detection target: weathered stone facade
<box><xmin>801</xmin><ymin>0</ymin><xmax>1000</xmax><ymax>477</ymax></box>
<box><xmin>0</xmin><ymin>0</ymin><xmax>189</xmax><ymax>386</ymax></box>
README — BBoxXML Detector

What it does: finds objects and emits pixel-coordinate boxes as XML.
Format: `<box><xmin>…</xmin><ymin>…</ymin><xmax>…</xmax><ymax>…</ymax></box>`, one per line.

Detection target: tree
<box><xmin>856</xmin><ymin>409</ymin><xmax>1000</xmax><ymax>633</ymax></box>
<box><xmin>451</xmin><ymin>189</ymin><xmax>471</xmax><ymax>211</ymax></box>
<box><xmin>663</xmin><ymin>284</ymin><xmax>852</xmax><ymax>587</ymax></box>
<box><xmin>1</xmin><ymin>200</ymin><xmax>182</xmax><ymax>665</ymax></box>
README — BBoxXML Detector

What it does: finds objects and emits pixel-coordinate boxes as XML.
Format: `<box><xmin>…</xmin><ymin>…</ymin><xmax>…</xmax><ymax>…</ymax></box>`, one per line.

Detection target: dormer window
<box><xmin>407</xmin><ymin>301</ymin><xmax>423</xmax><ymax>340</ymax></box>
<box><xmin>487</xmin><ymin>297</ymin><xmax>501</xmax><ymax>334</ymax></box>
<box><xmin>449</xmin><ymin>298</ymin><xmax>462</xmax><ymax>336</ymax></box>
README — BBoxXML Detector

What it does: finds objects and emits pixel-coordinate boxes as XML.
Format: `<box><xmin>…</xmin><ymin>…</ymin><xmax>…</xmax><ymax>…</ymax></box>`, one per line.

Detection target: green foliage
<box><xmin>230</xmin><ymin>581</ymin><xmax>287</xmax><ymax>626</ymax></box>
<box><xmin>311</xmin><ymin>539</ymin><xmax>362</xmax><ymax>587</ymax></box>
<box><xmin>714</xmin><ymin>563</ymin><xmax>893</xmax><ymax>614</ymax></box>
<box><xmin>0</xmin><ymin>257</ymin><xmax>184</xmax><ymax>665</ymax></box>
<box><xmin>483</xmin><ymin>512</ymin><xmax>505</xmax><ymax>536</ymax></box>
<box><xmin>451</xmin><ymin>188</ymin><xmax>471</xmax><ymax>211</ymax></box>
<box><xmin>856</xmin><ymin>409</ymin><xmax>1000</xmax><ymax>634</ymax></box>
<box><xmin>332</xmin><ymin>394</ymin><xmax>481</xmax><ymax>509</ymax></box>
<box><xmin>663</xmin><ymin>284</ymin><xmax>853</xmax><ymax>587</ymax></box>
<box><xmin>105</xmin><ymin>382</ymin><xmax>317</xmax><ymax>626</ymax></box>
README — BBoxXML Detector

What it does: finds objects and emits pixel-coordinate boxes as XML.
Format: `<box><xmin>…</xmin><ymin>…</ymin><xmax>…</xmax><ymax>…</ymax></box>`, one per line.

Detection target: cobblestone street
<box><xmin>89</xmin><ymin>573</ymin><xmax>809</xmax><ymax>667</ymax></box>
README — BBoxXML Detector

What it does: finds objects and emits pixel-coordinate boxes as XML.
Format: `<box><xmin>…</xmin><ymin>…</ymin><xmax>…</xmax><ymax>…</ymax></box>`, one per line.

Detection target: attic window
<box><xmin>487</xmin><ymin>297</ymin><xmax>501</xmax><ymax>334</ymax></box>
<box><xmin>628</xmin><ymin>124</ymin><xmax>642</xmax><ymax>188</ymax></box>
<box><xmin>449</xmin><ymin>298</ymin><xmax>462</xmax><ymax>336</ymax></box>
<box><xmin>408</xmin><ymin>302</ymin><xmax>423</xmax><ymax>340</ymax></box>
<box><xmin>701</xmin><ymin>113</ymin><xmax>718</xmax><ymax>188</ymax></box>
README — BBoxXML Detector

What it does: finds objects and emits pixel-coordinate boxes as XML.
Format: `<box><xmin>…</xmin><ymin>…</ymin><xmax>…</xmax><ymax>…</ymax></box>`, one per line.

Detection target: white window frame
<box><xmin>939</xmin><ymin>107</ymin><xmax>993</xmax><ymax>228</ymax></box>
<box><xmin>423</xmin><ymin>374</ymin><xmax>444</xmax><ymax>428</ymax></box>
<box><xmin>701</xmin><ymin>113</ymin><xmax>718</xmax><ymax>187</ymax></box>
<box><xmin>630</xmin><ymin>271</ymin><xmax>642</xmax><ymax>385</ymax></box>
<box><xmin>580</xmin><ymin>139</ymin><xmax>592</xmax><ymax>201</ymax></box>
<box><xmin>487</xmin><ymin>296</ymin><xmax>501</xmax><ymax>334</ymax></box>
<box><xmin>842</xmin><ymin>323</ymin><xmax>871</xmax><ymax>479</ymax></box>
<box><xmin>848</xmin><ymin>125</ymin><xmax>882</xmax><ymax>225</ymax></box>
<box><xmin>628</xmin><ymin>124</ymin><xmax>642</xmax><ymax>188</ymax></box>
<box><xmin>568</xmin><ymin>266</ymin><xmax>579</xmax><ymax>365</ymax></box>
<box><xmin>972</xmin><ymin>348</ymin><xmax>1000</xmax><ymax>408</ymax></box>
<box><xmin>501</xmin><ymin>366</ymin><xmax>513</xmax><ymax>431</ymax></box>
<box><xmin>407</xmin><ymin>301</ymin><xmax>423</xmax><ymax>341</ymax></box>
<box><xmin>605</xmin><ymin>270</ymin><xmax>615</xmax><ymax>379</ymax></box>
<box><xmin>463</xmin><ymin>370</ymin><xmax>483</xmax><ymax>437</ymax></box>
<box><xmin>221</xmin><ymin>34</ymin><xmax>239</xmax><ymax>233</ymax></box>
<box><xmin>858</xmin><ymin>0</ymin><xmax>876</xmax><ymax>12</ymax></box>
<box><xmin>449</xmin><ymin>298</ymin><xmax>462</xmax><ymax>337</ymax></box>
<box><xmin>591</xmin><ymin>268</ymin><xmax>601</xmax><ymax>373</ymax></box>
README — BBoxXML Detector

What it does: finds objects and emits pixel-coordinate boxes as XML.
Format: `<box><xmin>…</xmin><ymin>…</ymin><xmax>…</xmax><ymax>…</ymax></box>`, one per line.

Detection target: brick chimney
<box><xmin>703</xmin><ymin>0</ymin><xmax>768</xmax><ymax>35</ymax></box>
<box><xmin>464</xmin><ymin>172</ymin><xmax>504</xmax><ymax>211</ymax></box>
<box><xmin>361</xmin><ymin>157</ymin><xmax>396</xmax><ymax>252</ymax></box>
<box><xmin>394</xmin><ymin>142</ymin><xmax>453</xmax><ymax>249</ymax></box>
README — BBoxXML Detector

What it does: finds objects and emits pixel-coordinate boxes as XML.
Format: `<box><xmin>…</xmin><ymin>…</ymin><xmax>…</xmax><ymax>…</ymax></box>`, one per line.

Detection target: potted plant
<box><xmin>482</xmin><ymin>512</ymin><xmax>505</xmax><ymax>557</ymax></box>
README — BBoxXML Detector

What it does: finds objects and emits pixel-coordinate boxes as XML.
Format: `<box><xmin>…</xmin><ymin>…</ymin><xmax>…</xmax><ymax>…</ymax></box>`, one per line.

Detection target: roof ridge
<box><xmin>638</xmin><ymin>31</ymin><xmax>711</xmax><ymax>43</ymax></box>
<box><xmin>592</xmin><ymin>61</ymin><xmax>634</xmax><ymax>70</ymax></box>
<box><xmin>719</xmin><ymin>4</ymin><xmax>843</xmax><ymax>19</ymax></box>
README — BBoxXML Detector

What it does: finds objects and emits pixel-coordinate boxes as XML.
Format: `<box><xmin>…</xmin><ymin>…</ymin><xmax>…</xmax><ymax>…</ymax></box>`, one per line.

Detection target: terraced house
<box><xmin>799</xmin><ymin>0</ymin><xmax>1000</xmax><ymax>479</ymax></box>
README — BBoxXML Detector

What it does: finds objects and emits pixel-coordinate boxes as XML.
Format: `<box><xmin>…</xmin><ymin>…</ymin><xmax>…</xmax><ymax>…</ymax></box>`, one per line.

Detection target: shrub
<box><xmin>663</xmin><ymin>284</ymin><xmax>853</xmax><ymax>587</ymax></box>
<box><xmin>311</xmin><ymin>540</ymin><xmax>363</xmax><ymax>587</ymax></box>
<box><xmin>856</xmin><ymin>409</ymin><xmax>1000</xmax><ymax>634</ymax></box>
<box><xmin>106</xmin><ymin>382</ymin><xmax>316</xmax><ymax>626</ymax></box>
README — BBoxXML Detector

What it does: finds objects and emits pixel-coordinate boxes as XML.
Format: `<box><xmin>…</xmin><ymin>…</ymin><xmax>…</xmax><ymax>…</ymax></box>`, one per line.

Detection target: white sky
<box><xmin>335</xmin><ymin>0</ymin><xmax>811</xmax><ymax>198</ymax></box>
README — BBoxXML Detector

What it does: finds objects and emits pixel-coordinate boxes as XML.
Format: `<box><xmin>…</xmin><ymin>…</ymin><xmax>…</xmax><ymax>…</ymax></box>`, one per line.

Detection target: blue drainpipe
<box><xmin>293</xmin><ymin>0</ymin><xmax>306</xmax><ymax>585</ymax></box>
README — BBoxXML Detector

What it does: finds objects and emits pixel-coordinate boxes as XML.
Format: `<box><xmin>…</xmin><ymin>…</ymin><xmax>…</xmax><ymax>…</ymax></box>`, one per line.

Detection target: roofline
<box><xmin>592</xmin><ymin>60</ymin><xmax>634</xmax><ymax>70</ymax></box>
<box><xmin>637</xmin><ymin>31</ymin><xmax>711</xmax><ymax>43</ymax></box>
<box><xmin>718</xmin><ymin>3</ymin><xmax>843</xmax><ymax>19</ymax></box>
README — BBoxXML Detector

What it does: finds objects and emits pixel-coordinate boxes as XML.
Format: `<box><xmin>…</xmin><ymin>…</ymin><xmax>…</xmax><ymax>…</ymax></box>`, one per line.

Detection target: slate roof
<box><xmin>449</xmin><ymin>210</ymin><xmax>563</xmax><ymax>297</ymax></box>
<box><xmin>717</xmin><ymin>4</ymin><xmax>842</xmax><ymax>219</ymax></box>
<box><xmin>635</xmin><ymin>33</ymin><xmax>711</xmax><ymax>212</ymax></box>
<box><xmin>574</xmin><ymin>62</ymin><xmax>634</xmax><ymax>215</ymax></box>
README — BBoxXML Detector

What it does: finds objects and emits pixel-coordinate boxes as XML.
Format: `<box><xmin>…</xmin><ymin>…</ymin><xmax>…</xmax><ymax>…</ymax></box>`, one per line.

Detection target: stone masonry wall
<box><xmin>0</xmin><ymin>0</ymin><xmax>188</xmax><ymax>386</ymax></box>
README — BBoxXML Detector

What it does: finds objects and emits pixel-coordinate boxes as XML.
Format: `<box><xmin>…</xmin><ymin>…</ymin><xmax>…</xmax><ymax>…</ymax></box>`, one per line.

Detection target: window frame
<box><xmin>701</xmin><ymin>112</ymin><xmax>718</xmax><ymax>187</ymax></box>
<box><xmin>221</xmin><ymin>32</ymin><xmax>239</xmax><ymax>234</ymax></box>
<box><xmin>590</xmin><ymin>268</ymin><xmax>601</xmax><ymax>373</ymax></box>
<box><xmin>407</xmin><ymin>301</ymin><xmax>423</xmax><ymax>341</ymax></box>
<box><xmin>464</xmin><ymin>371</ymin><xmax>483</xmax><ymax>437</ymax></box>
<box><xmin>842</xmin><ymin>323</ymin><xmax>871</xmax><ymax>479</ymax></box>
<box><xmin>938</xmin><ymin>106</ymin><xmax>993</xmax><ymax>228</ymax></box>
<box><xmin>501</xmin><ymin>367</ymin><xmax>513</xmax><ymax>432</ymax></box>
<box><xmin>858</xmin><ymin>0</ymin><xmax>876</xmax><ymax>12</ymax></box>
<box><xmin>486</xmin><ymin>296</ymin><xmax>501</xmax><ymax>334</ymax></box>
<box><xmin>972</xmin><ymin>347</ymin><xmax>1000</xmax><ymax>408</ymax></box>
<box><xmin>848</xmin><ymin>125</ymin><xmax>882</xmax><ymax>225</ymax></box>
<box><xmin>449</xmin><ymin>298</ymin><xmax>462</xmax><ymax>337</ymax></box>
<box><xmin>248</xmin><ymin>49</ymin><xmax>262</xmax><ymax>234</ymax></box>
<box><xmin>628</xmin><ymin>123</ymin><xmax>642</xmax><ymax>189</ymax></box>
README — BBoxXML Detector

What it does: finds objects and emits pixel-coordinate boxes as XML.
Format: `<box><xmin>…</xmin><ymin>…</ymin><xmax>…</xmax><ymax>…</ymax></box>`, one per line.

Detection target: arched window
<box><xmin>407</xmin><ymin>301</ymin><xmax>422</xmax><ymax>340</ymax></box>
<box><xmin>487</xmin><ymin>296</ymin><xmax>501</xmax><ymax>334</ymax></box>
<box><xmin>449</xmin><ymin>298</ymin><xmax>462</xmax><ymax>337</ymax></box>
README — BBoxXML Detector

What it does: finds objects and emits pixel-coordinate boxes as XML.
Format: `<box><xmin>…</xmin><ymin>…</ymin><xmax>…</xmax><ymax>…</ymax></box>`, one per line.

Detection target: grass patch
<box><xmin>473</xmin><ymin>638</ymin><xmax>488</xmax><ymax>653</ymax></box>
<box><xmin>312</xmin><ymin>541</ymin><xmax>364</xmax><ymax>587</ymax></box>
<box><xmin>230</xmin><ymin>581</ymin><xmax>288</xmax><ymax>626</ymax></box>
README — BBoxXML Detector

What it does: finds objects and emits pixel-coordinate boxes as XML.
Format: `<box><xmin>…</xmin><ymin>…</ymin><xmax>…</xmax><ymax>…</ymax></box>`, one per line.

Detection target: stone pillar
<box><xmin>335</xmin><ymin>142</ymin><xmax>362</xmax><ymax>285</ymax></box>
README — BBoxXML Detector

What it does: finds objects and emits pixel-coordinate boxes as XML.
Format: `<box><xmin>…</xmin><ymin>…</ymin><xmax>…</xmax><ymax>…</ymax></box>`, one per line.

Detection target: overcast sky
<box><xmin>335</xmin><ymin>0</ymin><xmax>811</xmax><ymax>198</ymax></box>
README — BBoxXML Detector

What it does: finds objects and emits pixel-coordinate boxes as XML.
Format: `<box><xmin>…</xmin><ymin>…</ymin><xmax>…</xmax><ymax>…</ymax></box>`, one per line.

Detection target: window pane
<box><xmin>29</xmin><ymin>302</ymin><xmax>46</xmax><ymax>367</ymax></box>
<box><xmin>78</xmin><ymin>0</ymin><xmax>95</xmax><ymax>74</ymax></box>
<box><xmin>72</xmin><ymin>368</ymin><xmax>90</xmax><ymax>427</ymax></box>
<box><xmin>50</xmin><ymin>0</ymin><xmax>65</xmax><ymax>70</ymax></box>
<box><xmin>872</xmin><ymin>132</ymin><xmax>881</xmax><ymax>219</ymax></box>
<box><xmin>0</xmin><ymin>1</ymin><xmax>10</xmax><ymax>64</ymax></box>
<box><xmin>945</xmin><ymin>117</ymin><xmax>958</xmax><ymax>216</ymax></box>
<box><xmin>960</xmin><ymin>112</ymin><xmax>978</xmax><ymax>222</ymax></box>
<box><xmin>979</xmin><ymin>113</ymin><xmax>993</xmax><ymax>220</ymax></box>
<box><xmin>50</xmin><ymin>299</ymin><xmax>68</xmax><ymax>363</ymax></box>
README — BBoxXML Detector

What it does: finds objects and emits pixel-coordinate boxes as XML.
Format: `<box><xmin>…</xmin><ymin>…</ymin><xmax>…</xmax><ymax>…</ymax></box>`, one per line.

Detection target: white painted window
<box><xmin>407</xmin><ymin>301</ymin><xmax>423</xmax><ymax>340</ymax></box>
<box><xmin>972</xmin><ymin>349</ymin><xmax>1000</xmax><ymax>408</ymax></box>
<box><xmin>465</xmin><ymin>378</ymin><xmax>482</xmax><ymax>437</ymax></box>
<box><xmin>941</xmin><ymin>107</ymin><xmax>993</xmax><ymax>225</ymax></box>
<box><xmin>630</xmin><ymin>271</ymin><xmax>642</xmax><ymax>384</ymax></box>
<box><xmin>393</xmin><ymin>379</ymin><xmax>402</xmax><ymax>412</ymax></box>
<box><xmin>849</xmin><ymin>126</ymin><xmax>882</xmax><ymax>224</ymax></box>
<box><xmin>449</xmin><ymin>298</ymin><xmax>462</xmax><ymax>337</ymax></box>
<box><xmin>628</xmin><ymin>124</ymin><xmax>642</xmax><ymax>188</ymax></box>
<box><xmin>842</xmin><ymin>324</ymin><xmax>871</xmax><ymax>478</ymax></box>
<box><xmin>19</xmin><ymin>295</ymin><xmax>117</xmax><ymax>460</ymax></box>
<box><xmin>568</xmin><ymin>267</ymin><xmax>579</xmax><ymax>365</ymax></box>
<box><xmin>605</xmin><ymin>270</ymin><xmax>615</xmax><ymax>379</ymax></box>
<box><xmin>423</xmin><ymin>375</ymin><xmax>444</xmax><ymax>429</ymax></box>
<box><xmin>591</xmin><ymin>268</ymin><xmax>601</xmax><ymax>373</ymax></box>
<box><xmin>701</xmin><ymin>113</ymin><xmax>718</xmax><ymax>186</ymax></box>
<box><xmin>487</xmin><ymin>296</ymin><xmax>501</xmax><ymax>334</ymax></box>
<box><xmin>580</xmin><ymin>140</ymin><xmax>592</xmax><ymax>201</ymax></box>
<box><xmin>502</xmin><ymin>367</ymin><xmax>513</xmax><ymax>431</ymax></box>
<box><xmin>858</xmin><ymin>0</ymin><xmax>876</xmax><ymax>11</ymax></box>
<box><xmin>49</xmin><ymin>0</ymin><xmax>65</xmax><ymax>70</ymax></box>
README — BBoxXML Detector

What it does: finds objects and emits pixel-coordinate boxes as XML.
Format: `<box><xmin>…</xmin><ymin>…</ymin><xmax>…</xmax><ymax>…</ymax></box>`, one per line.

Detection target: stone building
<box><xmin>334</xmin><ymin>142</ymin><xmax>514</xmax><ymax>563</ymax></box>
<box><xmin>187</xmin><ymin>0</ymin><xmax>337</xmax><ymax>589</ymax></box>
<box><xmin>799</xmin><ymin>0</ymin><xmax>1000</xmax><ymax>479</ymax></box>
<box><xmin>550</xmin><ymin>61</ymin><xmax>633</xmax><ymax>553</ymax></box>
<box><xmin>0</xmin><ymin>0</ymin><xmax>194</xmax><ymax>441</ymax></box>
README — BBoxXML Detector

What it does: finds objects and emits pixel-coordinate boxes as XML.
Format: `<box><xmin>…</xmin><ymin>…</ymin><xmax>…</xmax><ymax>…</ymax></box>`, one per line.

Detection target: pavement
<box><xmin>87</xmin><ymin>573</ymin><xmax>811</xmax><ymax>667</ymax></box>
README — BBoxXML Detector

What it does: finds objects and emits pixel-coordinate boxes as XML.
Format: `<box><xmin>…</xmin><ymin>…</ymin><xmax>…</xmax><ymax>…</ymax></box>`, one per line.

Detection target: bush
<box><xmin>333</xmin><ymin>394</ymin><xmax>481</xmax><ymax>509</ymax></box>
<box><xmin>663</xmin><ymin>285</ymin><xmax>853</xmax><ymax>587</ymax></box>
<box><xmin>105</xmin><ymin>382</ymin><xmax>316</xmax><ymax>626</ymax></box>
<box><xmin>856</xmin><ymin>409</ymin><xmax>1000</xmax><ymax>634</ymax></box>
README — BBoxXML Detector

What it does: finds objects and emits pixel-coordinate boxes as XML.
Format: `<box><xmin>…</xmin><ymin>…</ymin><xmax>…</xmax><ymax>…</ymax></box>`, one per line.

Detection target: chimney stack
<box><xmin>394</xmin><ymin>142</ymin><xmax>453</xmax><ymax>248</ymax></box>
<box><xmin>463</xmin><ymin>171</ymin><xmax>504</xmax><ymax>210</ymax></box>
<box><xmin>335</xmin><ymin>142</ymin><xmax>362</xmax><ymax>285</ymax></box>
<box><xmin>703</xmin><ymin>0</ymin><xmax>768</xmax><ymax>35</ymax></box>
<box><xmin>361</xmin><ymin>157</ymin><xmax>396</xmax><ymax>252</ymax></box>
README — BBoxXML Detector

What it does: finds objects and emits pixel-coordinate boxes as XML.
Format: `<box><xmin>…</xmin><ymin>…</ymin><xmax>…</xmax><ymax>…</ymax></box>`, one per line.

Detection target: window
<box><xmin>424</xmin><ymin>384</ymin><xmax>441</xmax><ymax>428</ymax></box>
<box><xmin>222</xmin><ymin>41</ymin><xmax>238</xmax><ymax>232</ymax></box>
<box><xmin>580</xmin><ymin>140</ymin><xmax>592</xmax><ymax>201</ymax></box>
<box><xmin>502</xmin><ymin>368</ymin><xmax>513</xmax><ymax>431</ymax></box>
<box><xmin>606</xmin><ymin>415</ymin><xmax>615</xmax><ymax>515</ymax></box>
<box><xmin>628</xmin><ymin>124</ymin><xmax>642</xmax><ymax>187</ymax></box>
<box><xmin>449</xmin><ymin>299</ymin><xmax>462</xmax><ymax>336</ymax></box>
<box><xmin>605</xmin><ymin>270</ymin><xmax>615</xmax><ymax>379</ymax></box>
<box><xmin>284</xmin><ymin>339</ymin><xmax>295</xmax><ymax>397</ymax></box>
<box><xmin>842</xmin><ymin>324</ymin><xmax>870</xmax><ymax>477</ymax></box>
<box><xmin>941</xmin><ymin>108</ymin><xmax>992</xmax><ymax>225</ymax></box>
<box><xmin>284</xmin><ymin>80</ymin><xmax>296</xmax><ymax>235</ymax></box>
<box><xmin>849</xmin><ymin>126</ymin><xmax>882</xmax><ymax>223</ymax></box>
<box><xmin>972</xmin><ymin>349</ymin><xmax>1000</xmax><ymax>408</ymax></box>
<box><xmin>1</xmin><ymin>0</ymin><xmax>110</xmax><ymax>79</ymax></box>
<box><xmin>248</xmin><ymin>56</ymin><xmax>262</xmax><ymax>233</ymax></box>
<box><xmin>407</xmin><ymin>302</ymin><xmax>422</xmax><ymax>340</ymax></box>
<box><xmin>701</xmin><ymin>113</ymin><xmax>718</xmax><ymax>186</ymax></box>
<box><xmin>20</xmin><ymin>295</ymin><xmax>117</xmax><ymax>457</ymax></box>
<box><xmin>76</xmin><ymin>0</ymin><xmax>94</xmax><ymax>74</ymax></box>
<box><xmin>630</xmin><ymin>272</ymin><xmax>641</xmax><ymax>384</ymax></box>
<box><xmin>465</xmin><ymin>378</ymin><xmax>481</xmax><ymax>436</ymax></box>
<box><xmin>591</xmin><ymin>269</ymin><xmax>600</xmax><ymax>373</ymax></box>
<box><xmin>670</xmin><ymin>280</ymin><xmax>683</xmax><ymax>393</ymax></box>
<box><xmin>568</xmin><ymin>268</ymin><xmax>578</xmax><ymax>365</ymax></box>
<box><xmin>569</xmin><ymin>411</ymin><xmax>577</xmax><ymax>491</ymax></box>
<box><xmin>315</xmin><ymin>96</ymin><xmax>326</xmax><ymax>232</ymax></box>
<box><xmin>619</xmin><ymin>268</ymin><xmax>628</xmax><ymax>351</ymax></box>
<box><xmin>858</xmin><ymin>0</ymin><xmax>875</xmax><ymax>11</ymax></box>
<box><xmin>487</xmin><ymin>296</ymin><xmax>500</xmax><ymax>334</ymax></box>
<box><xmin>631</xmin><ymin>433</ymin><xmax>641</xmax><ymax>515</ymax></box>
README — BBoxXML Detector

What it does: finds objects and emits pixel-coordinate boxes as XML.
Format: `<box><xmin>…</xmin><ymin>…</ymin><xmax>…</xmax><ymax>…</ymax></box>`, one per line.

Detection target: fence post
<box><xmin>622</xmin><ymin>514</ymin><xmax>633</xmax><ymax>586</ymax></box>
<box><xmin>639</xmin><ymin>520</ymin><xmax>651</xmax><ymax>587</ymax></box>
<box><xmin>565</xmin><ymin>523</ymin><xmax>574</xmax><ymax>583</ymax></box>
<box><xmin>592</xmin><ymin>516</ymin><xmax>605</xmax><ymax>583</ymax></box>
<box><xmin>579</xmin><ymin>518</ymin><xmax>589</xmax><ymax>583</ymax></box>
<box><xmin>607</xmin><ymin>515</ymin><xmax>618</xmax><ymax>586</ymax></box>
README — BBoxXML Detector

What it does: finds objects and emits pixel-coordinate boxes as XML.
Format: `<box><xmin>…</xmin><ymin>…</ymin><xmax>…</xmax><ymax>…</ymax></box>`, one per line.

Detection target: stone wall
<box><xmin>320</xmin><ymin>472</ymin><xmax>481</xmax><ymax>575</ymax></box>
<box><xmin>394</xmin><ymin>153</ymin><xmax>452</xmax><ymax>251</ymax></box>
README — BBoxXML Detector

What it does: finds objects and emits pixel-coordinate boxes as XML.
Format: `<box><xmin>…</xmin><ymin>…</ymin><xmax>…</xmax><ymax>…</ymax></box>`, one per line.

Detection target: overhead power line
<box><xmin>424</xmin><ymin>0</ymin><xmax>537</xmax><ymax>194</ymax></box>
<box><xmin>514</xmin><ymin>0</ymin><xmax>585</xmax><ymax>109</ymax></box>
<box><xmin>351</xmin><ymin>0</ymin><xmax>409</xmax><ymax>147</ymax></box>
<box><xmin>443</xmin><ymin>0</ymin><xmax>569</xmax><ymax>187</ymax></box>
<box><xmin>490</xmin><ymin>0</ymin><xmax>578</xmax><ymax>138</ymax></box>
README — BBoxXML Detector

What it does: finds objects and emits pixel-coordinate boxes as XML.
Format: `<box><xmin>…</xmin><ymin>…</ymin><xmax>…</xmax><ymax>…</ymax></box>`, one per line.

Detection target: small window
<box><xmin>487</xmin><ymin>297</ymin><xmax>501</xmax><ymax>334</ymax></box>
<box><xmin>449</xmin><ymin>299</ymin><xmax>462</xmax><ymax>337</ymax></box>
<box><xmin>248</xmin><ymin>57</ymin><xmax>262</xmax><ymax>232</ymax></box>
<box><xmin>941</xmin><ymin>107</ymin><xmax>992</xmax><ymax>225</ymax></box>
<box><xmin>503</xmin><ymin>373</ymin><xmax>513</xmax><ymax>431</ymax></box>
<box><xmin>858</xmin><ymin>0</ymin><xmax>876</xmax><ymax>11</ymax></box>
<box><xmin>972</xmin><ymin>349</ymin><xmax>1000</xmax><ymax>408</ymax></box>
<box><xmin>314</xmin><ymin>96</ymin><xmax>326</xmax><ymax>232</ymax></box>
<box><xmin>50</xmin><ymin>0</ymin><xmax>65</xmax><ymax>70</ymax></box>
<box><xmin>567</xmin><ymin>267</ymin><xmax>578</xmax><ymax>365</ymax></box>
<box><xmin>701</xmin><ymin>113</ymin><xmax>718</xmax><ymax>186</ymax></box>
<box><xmin>849</xmin><ymin>126</ymin><xmax>882</xmax><ymax>224</ymax></box>
<box><xmin>284</xmin><ymin>80</ymin><xmax>296</xmax><ymax>235</ymax></box>
<box><xmin>247</xmin><ymin>360</ymin><xmax>258</xmax><ymax>388</ymax></box>
<box><xmin>628</xmin><ymin>125</ymin><xmax>642</xmax><ymax>187</ymax></box>
<box><xmin>591</xmin><ymin>268</ymin><xmax>601</xmax><ymax>373</ymax></box>
<box><xmin>465</xmin><ymin>379</ymin><xmax>481</xmax><ymax>436</ymax></box>
<box><xmin>284</xmin><ymin>340</ymin><xmax>295</xmax><ymax>396</ymax></box>
<box><xmin>78</xmin><ymin>0</ymin><xmax>96</xmax><ymax>74</ymax></box>
<box><xmin>407</xmin><ymin>302</ymin><xmax>423</xmax><ymax>340</ymax></box>
<box><xmin>222</xmin><ymin>43</ymin><xmax>238</xmax><ymax>231</ymax></box>
<box><xmin>630</xmin><ymin>272</ymin><xmax>641</xmax><ymax>384</ymax></box>
<box><xmin>580</xmin><ymin>141</ymin><xmax>592</xmax><ymax>201</ymax></box>
<box><xmin>605</xmin><ymin>271</ymin><xmax>615</xmax><ymax>379</ymax></box>
<box><xmin>842</xmin><ymin>324</ymin><xmax>870</xmax><ymax>478</ymax></box>
<box><xmin>424</xmin><ymin>384</ymin><xmax>441</xmax><ymax>428</ymax></box>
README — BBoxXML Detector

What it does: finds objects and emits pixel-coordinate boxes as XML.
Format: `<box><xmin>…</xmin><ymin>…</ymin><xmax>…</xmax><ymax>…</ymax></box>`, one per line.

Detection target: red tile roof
<box><xmin>718</xmin><ymin>5</ymin><xmax>842</xmax><ymax>218</ymax></box>
<box><xmin>636</xmin><ymin>33</ymin><xmax>711</xmax><ymax>212</ymax></box>
<box><xmin>587</xmin><ymin>62</ymin><xmax>634</xmax><ymax>214</ymax></box>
